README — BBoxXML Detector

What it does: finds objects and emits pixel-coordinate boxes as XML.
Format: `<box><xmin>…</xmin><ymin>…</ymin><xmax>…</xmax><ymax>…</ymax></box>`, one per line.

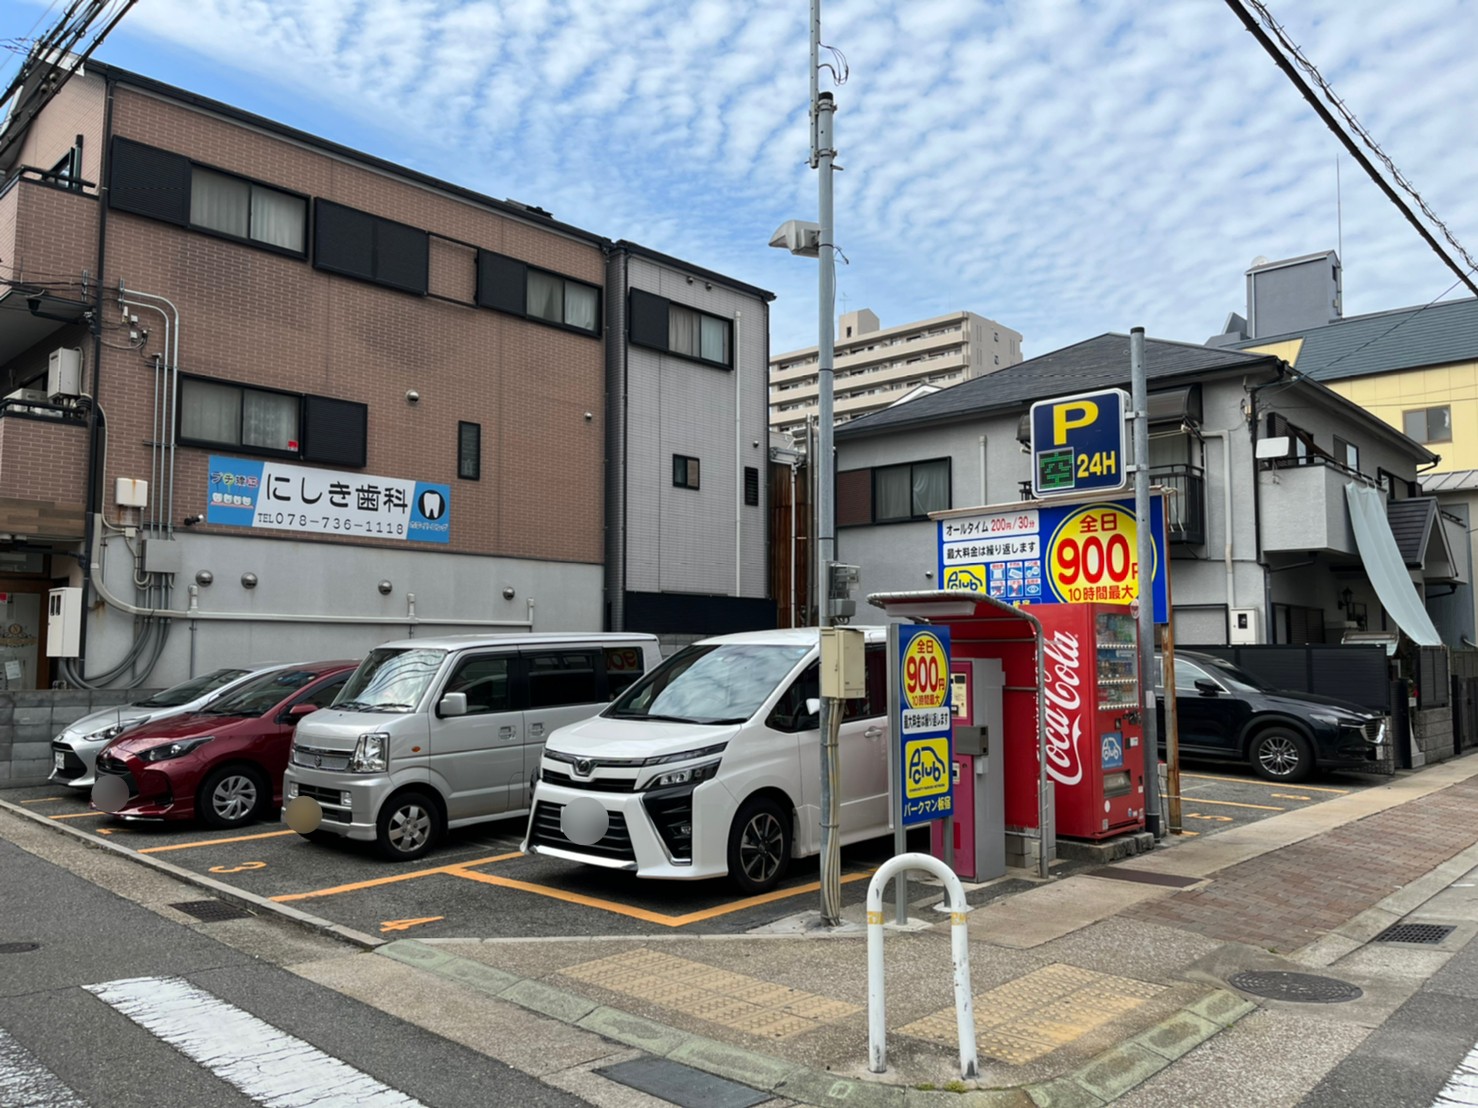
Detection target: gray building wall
<box><xmin>1248</xmin><ymin>252</ymin><xmax>1342</xmax><ymax>339</ymax></box>
<box><xmin>623</xmin><ymin>255</ymin><xmax>770</xmax><ymax>601</ymax></box>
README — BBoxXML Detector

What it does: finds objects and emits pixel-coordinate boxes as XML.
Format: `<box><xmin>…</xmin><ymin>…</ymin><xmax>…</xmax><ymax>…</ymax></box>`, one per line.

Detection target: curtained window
<box><xmin>190</xmin><ymin>166</ymin><xmax>305</xmax><ymax>253</ymax></box>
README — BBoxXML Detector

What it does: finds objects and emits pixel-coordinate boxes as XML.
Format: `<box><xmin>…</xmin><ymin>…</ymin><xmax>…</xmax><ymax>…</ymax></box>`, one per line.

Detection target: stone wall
<box><xmin>0</xmin><ymin>689</ymin><xmax>159</xmax><ymax>787</ymax></box>
<box><xmin>1410</xmin><ymin>706</ymin><xmax>1455</xmax><ymax>768</ymax></box>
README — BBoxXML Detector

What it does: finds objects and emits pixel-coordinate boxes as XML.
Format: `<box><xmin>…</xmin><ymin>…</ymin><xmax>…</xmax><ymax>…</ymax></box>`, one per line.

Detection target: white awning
<box><xmin>1345</xmin><ymin>484</ymin><xmax>1441</xmax><ymax>646</ymax></box>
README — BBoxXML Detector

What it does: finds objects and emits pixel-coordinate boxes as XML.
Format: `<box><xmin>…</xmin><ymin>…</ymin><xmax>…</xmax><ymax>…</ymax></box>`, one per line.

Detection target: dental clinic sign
<box><xmin>206</xmin><ymin>456</ymin><xmax>451</xmax><ymax>544</ymax></box>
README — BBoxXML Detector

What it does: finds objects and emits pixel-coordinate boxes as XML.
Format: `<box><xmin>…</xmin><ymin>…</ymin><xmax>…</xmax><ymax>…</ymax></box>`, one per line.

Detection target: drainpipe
<box><xmin>735</xmin><ymin>309</ymin><xmax>743</xmax><ymax>596</ymax></box>
<box><xmin>1247</xmin><ymin>366</ymin><xmax>1289</xmax><ymax>641</ymax></box>
<box><xmin>603</xmin><ymin>245</ymin><xmax>630</xmax><ymax>631</ymax></box>
<box><xmin>978</xmin><ymin>434</ymin><xmax>987</xmax><ymax>503</ymax></box>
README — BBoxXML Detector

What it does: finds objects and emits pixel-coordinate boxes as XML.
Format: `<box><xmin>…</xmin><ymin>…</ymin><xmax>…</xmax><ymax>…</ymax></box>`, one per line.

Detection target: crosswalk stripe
<box><xmin>85</xmin><ymin>976</ymin><xmax>426</xmax><ymax>1107</ymax></box>
<box><xmin>0</xmin><ymin>1027</ymin><xmax>85</xmax><ymax>1107</ymax></box>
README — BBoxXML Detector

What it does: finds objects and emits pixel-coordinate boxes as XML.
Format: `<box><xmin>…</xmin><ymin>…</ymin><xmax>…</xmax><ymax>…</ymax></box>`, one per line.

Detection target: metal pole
<box><xmin>1161</xmin><ymin>496</ymin><xmax>1182</xmax><ymax>834</ymax></box>
<box><xmin>1130</xmin><ymin>327</ymin><xmax>1164</xmax><ymax>838</ymax></box>
<box><xmin>812</xmin><ymin>0</ymin><xmax>843</xmax><ymax>926</ymax></box>
<box><xmin>887</xmin><ymin>623</ymin><xmax>908</xmax><ymax>924</ymax></box>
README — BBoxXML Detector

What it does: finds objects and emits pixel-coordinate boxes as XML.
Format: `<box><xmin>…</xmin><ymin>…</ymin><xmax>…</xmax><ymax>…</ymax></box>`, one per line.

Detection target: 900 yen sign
<box><xmin>901</xmin><ymin>632</ymin><xmax>948</xmax><ymax>710</ymax></box>
<box><xmin>1047</xmin><ymin>504</ymin><xmax>1153</xmax><ymax>604</ymax></box>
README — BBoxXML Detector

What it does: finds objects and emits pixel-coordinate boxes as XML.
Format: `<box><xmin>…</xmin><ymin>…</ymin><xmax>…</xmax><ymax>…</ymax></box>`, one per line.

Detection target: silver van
<box><xmin>282</xmin><ymin>632</ymin><xmax>660</xmax><ymax>860</ymax></box>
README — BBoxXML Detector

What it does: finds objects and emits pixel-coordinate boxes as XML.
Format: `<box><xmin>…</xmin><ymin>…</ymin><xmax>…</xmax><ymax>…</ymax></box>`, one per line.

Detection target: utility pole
<box><xmin>1130</xmin><ymin>328</ymin><xmax>1163</xmax><ymax>837</ymax></box>
<box><xmin>810</xmin><ymin>0</ymin><xmax>844</xmax><ymax>927</ymax></box>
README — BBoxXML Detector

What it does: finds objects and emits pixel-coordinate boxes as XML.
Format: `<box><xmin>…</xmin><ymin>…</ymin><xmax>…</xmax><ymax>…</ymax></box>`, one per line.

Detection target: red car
<box><xmin>92</xmin><ymin>661</ymin><xmax>356</xmax><ymax>829</ymax></box>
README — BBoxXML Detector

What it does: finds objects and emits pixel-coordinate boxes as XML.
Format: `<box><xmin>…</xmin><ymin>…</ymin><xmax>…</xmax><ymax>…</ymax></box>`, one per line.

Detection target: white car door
<box><xmin>838</xmin><ymin>644</ymin><xmax>890</xmax><ymax>840</ymax></box>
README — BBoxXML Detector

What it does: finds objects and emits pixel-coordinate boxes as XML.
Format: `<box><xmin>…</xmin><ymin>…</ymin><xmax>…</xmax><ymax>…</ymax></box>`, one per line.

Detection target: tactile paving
<box><xmin>559</xmin><ymin>949</ymin><xmax>862</xmax><ymax>1039</ymax></box>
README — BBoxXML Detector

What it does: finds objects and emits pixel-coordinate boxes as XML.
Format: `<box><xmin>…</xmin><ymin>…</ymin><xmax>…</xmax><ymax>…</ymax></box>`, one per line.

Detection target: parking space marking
<box><xmin>269</xmin><ymin>853</ymin><xmax>522</xmax><ymax>903</ymax></box>
<box><xmin>20</xmin><ymin>796</ymin><xmax>65</xmax><ymax>804</ymax></box>
<box><xmin>1167</xmin><ymin>796</ymin><xmax>1284</xmax><ymax>812</ymax></box>
<box><xmin>380</xmin><ymin>917</ymin><xmax>444</xmax><ymax>933</ymax></box>
<box><xmin>1180</xmin><ymin>773</ymin><xmax>1349</xmax><ymax>795</ymax></box>
<box><xmin>138</xmin><ymin>830</ymin><xmax>298</xmax><ymax>854</ymax></box>
<box><xmin>452</xmin><ymin>866</ymin><xmax>874</xmax><ymax>927</ymax></box>
<box><xmin>48</xmin><ymin>811</ymin><xmax>107</xmax><ymax>820</ymax></box>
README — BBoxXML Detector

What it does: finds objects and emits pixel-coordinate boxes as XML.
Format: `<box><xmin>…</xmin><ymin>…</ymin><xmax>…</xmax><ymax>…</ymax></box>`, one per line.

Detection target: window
<box><xmin>475</xmin><ymin>251</ymin><xmax>600</xmax><ymax>334</ymax></box>
<box><xmin>444</xmin><ymin>655</ymin><xmax>511</xmax><ymax>715</ymax></box>
<box><xmin>190</xmin><ymin>167</ymin><xmax>307</xmax><ymax>252</ymax></box>
<box><xmin>458</xmin><ymin>422</ymin><xmax>481</xmax><ymax>480</ymax></box>
<box><xmin>178</xmin><ymin>376</ymin><xmax>368</xmax><ymax>463</ymax></box>
<box><xmin>48</xmin><ymin>138</ymin><xmax>82</xmax><ymax>190</ymax></box>
<box><xmin>673</xmin><ymin>454</ymin><xmax>700</xmax><ymax>490</ymax></box>
<box><xmin>837</xmin><ymin>458</ymin><xmax>951</xmax><ymax>525</ymax></box>
<box><xmin>1332</xmin><ymin>435</ymin><xmax>1359</xmax><ymax>472</ymax></box>
<box><xmin>841</xmin><ymin>646</ymin><xmax>888</xmax><ymax>720</ymax></box>
<box><xmin>604</xmin><ymin>646</ymin><xmax>647</xmax><ymax>699</ymax></box>
<box><xmin>526</xmin><ymin>651</ymin><xmax>599</xmax><ymax>708</ymax></box>
<box><xmin>109</xmin><ymin>138</ymin><xmax>306</xmax><ymax>254</ymax></box>
<box><xmin>744</xmin><ymin>466</ymin><xmax>760</xmax><ymax>507</ymax></box>
<box><xmin>1403</xmin><ymin>405</ymin><xmax>1451</xmax><ymax>444</ymax></box>
<box><xmin>314</xmin><ymin>200</ymin><xmax>429</xmax><ymax>295</ymax></box>
<box><xmin>628</xmin><ymin>289</ymin><xmax>732</xmax><ymax>368</ymax></box>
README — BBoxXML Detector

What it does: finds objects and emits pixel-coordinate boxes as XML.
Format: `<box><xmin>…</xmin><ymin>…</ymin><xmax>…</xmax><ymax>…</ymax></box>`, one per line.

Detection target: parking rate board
<box><xmin>1029</xmin><ymin>389</ymin><xmax>1128</xmax><ymax>498</ymax></box>
<box><xmin>894</xmin><ymin>625</ymin><xmax>953</xmax><ymax>828</ymax></box>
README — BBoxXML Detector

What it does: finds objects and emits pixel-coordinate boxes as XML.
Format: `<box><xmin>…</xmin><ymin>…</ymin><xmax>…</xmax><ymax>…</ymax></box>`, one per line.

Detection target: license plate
<box><xmin>53</xmin><ymin>751</ymin><xmax>64</xmax><ymax>770</ymax></box>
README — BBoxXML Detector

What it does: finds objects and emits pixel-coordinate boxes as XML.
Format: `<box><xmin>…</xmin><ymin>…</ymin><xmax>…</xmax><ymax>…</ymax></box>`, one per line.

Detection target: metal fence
<box><xmin>1197</xmin><ymin>643</ymin><xmax>1392</xmax><ymax>713</ymax></box>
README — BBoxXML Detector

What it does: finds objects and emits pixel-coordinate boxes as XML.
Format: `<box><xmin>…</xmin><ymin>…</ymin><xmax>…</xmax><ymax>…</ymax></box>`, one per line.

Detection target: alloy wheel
<box><xmin>212</xmin><ymin>774</ymin><xmax>258</xmax><ymax>822</ymax></box>
<box><xmin>1257</xmin><ymin>734</ymin><xmax>1301</xmax><ymax>777</ymax></box>
<box><xmin>388</xmin><ymin>803</ymin><xmax>432</xmax><ymax>854</ymax></box>
<box><xmin>738</xmin><ymin>810</ymin><xmax>785</xmax><ymax>885</ymax></box>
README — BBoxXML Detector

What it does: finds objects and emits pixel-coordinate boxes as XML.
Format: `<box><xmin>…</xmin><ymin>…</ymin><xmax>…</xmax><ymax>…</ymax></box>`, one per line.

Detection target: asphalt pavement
<box><xmin>3</xmin><ymin>756</ymin><xmax>1475</xmax><ymax>1107</ymax></box>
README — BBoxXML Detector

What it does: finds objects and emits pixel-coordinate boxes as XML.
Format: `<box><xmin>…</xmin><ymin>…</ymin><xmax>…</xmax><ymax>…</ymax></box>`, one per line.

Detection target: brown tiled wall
<box><xmin>0</xmin><ymin>417</ymin><xmax>87</xmax><ymax>505</ymax></box>
<box><xmin>94</xmin><ymin>85</ymin><xmax>606</xmax><ymax>564</ymax></box>
<box><xmin>4</xmin><ymin>181</ymin><xmax>100</xmax><ymax>288</ymax></box>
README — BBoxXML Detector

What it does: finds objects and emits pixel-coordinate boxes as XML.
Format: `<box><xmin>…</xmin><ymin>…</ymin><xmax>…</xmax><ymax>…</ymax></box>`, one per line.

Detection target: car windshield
<box><xmin>1162</xmin><ymin>654</ymin><xmax>1276</xmax><ymax>693</ymax></box>
<box><xmin>203</xmin><ymin>668</ymin><xmax>324</xmax><ymax>716</ymax></box>
<box><xmin>134</xmin><ymin>668</ymin><xmax>250</xmax><ymax>708</ymax></box>
<box><xmin>606</xmin><ymin>642</ymin><xmax>811</xmax><ymax>725</ymax></box>
<box><xmin>334</xmin><ymin>648</ymin><xmax>447</xmax><ymax>712</ymax></box>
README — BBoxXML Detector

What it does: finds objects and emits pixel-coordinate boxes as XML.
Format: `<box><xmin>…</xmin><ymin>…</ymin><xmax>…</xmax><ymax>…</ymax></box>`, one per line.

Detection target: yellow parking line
<box><xmin>48</xmin><ymin>811</ymin><xmax>108</xmax><ymax>820</ymax></box>
<box><xmin>21</xmin><ymin>797</ymin><xmax>65</xmax><ymax>804</ymax></box>
<box><xmin>451</xmin><ymin>866</ymin><xmax>874</xmax><ymax>927</ymax></box>
<box><xmin>1179</xmin><ymin>773</ymin><xmax>1348</xmax><ymax>795</ymax></box>
<box><xmin>270</xmin><ymin>853</ymin><xmax>522</xmax><ymax>902</ymax></box>
<box><xmin>1166</xmin><ymin>796</ymin><xmax>1284</xmax><ymax>812</ymax></box>
<box><xmin>139</xmin><ymin>830</ymin><xmax>300</xmax><ymax>854</ymax></box>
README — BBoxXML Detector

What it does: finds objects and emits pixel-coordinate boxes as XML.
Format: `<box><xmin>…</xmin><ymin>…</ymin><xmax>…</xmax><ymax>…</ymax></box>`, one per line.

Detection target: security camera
<box><xmin>406</xmin><ymin>389</ymin><xmax>420</xmax><ymax>404</ymax></box>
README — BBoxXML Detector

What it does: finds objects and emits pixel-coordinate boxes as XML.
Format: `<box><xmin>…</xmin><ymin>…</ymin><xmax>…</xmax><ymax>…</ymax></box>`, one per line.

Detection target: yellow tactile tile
<box><xmin>557</xmin><ymin>948</ymin><xmax>861</xmax><ymax>1039</ymax></box>
<box><xmin>897</xmin><ymin>963</ymin><xmax>1167</xmax><ymax>1065</ymax></box>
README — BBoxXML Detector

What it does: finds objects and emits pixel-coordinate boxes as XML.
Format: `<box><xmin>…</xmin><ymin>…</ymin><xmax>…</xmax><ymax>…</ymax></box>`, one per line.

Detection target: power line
<box><xmin>1224</xmin><ymin>0</ymin><xmax>1478</xmax><ymax>299</ymax></box>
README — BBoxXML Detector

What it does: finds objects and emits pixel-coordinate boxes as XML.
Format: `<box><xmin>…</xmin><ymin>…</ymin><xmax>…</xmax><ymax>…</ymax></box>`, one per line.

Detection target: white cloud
<box><xmin>12</xmin><ymin>0</ymin><xmax>1476</xmax><ymax>360</ymax></box>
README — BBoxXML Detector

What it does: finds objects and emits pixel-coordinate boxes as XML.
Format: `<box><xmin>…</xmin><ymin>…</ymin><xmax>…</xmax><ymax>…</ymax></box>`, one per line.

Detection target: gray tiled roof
<box><xmin>1386</xmin><ymin>498</ymin><xmax>1437</xmax><ymax>567</ymax></box>
<box><xmin>835</xmin><ymin>333</ymin><xmax>1277</xmax><ymax>440</ymax></box>
<box><xmin>1235</xmin><ymin>297</ymin><xmax>1478</xmax><ymax>382</ymax></box>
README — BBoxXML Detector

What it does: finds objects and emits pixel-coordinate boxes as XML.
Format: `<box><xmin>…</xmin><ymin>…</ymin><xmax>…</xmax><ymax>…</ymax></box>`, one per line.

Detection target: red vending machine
<box><xmin>1031</xmin><ymin>603</ymin><xmax>1146</xmax><ymax>840</ymax></box>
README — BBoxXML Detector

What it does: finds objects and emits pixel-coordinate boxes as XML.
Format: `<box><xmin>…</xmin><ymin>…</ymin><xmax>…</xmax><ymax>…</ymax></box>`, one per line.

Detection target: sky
<box><xmin>7</xmin><ymin>0</ymin><xmax>1478</xmax><ymax>360</ymax></box>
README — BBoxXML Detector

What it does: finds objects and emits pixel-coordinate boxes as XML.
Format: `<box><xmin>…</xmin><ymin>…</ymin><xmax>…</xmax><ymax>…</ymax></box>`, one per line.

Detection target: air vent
<box><xmin>171</xmin><ymin>900</ymin><xmax>251</xmax><ymax>922</ymax></box>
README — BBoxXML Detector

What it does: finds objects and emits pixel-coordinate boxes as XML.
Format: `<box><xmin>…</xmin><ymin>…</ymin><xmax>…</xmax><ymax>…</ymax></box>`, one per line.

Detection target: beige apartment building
<box><xmin>768</xmin><ymin>308</ymin><xmax>1023</xmax><ymax>438</ymax></box>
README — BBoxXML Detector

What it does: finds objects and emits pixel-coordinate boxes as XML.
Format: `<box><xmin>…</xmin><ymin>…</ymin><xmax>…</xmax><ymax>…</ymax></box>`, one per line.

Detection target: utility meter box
<box><xmin>48</xmin><ymin>348</ymin><xmax>82</xmax><ymax>399</ymax></box>
<box><xmin>47</xmin><ymin>587</ymin><xmax>82</xmax><ymax>657</ymax></box>
<box><xmin>1229</xmin><ymin>607</ymin><xmax>1261</xmax><ymax>645</ymax></box>
<box><xmin>819</xmin><ymin>626</ymin><xmax>865</xmax><ymax>699</ymax></box>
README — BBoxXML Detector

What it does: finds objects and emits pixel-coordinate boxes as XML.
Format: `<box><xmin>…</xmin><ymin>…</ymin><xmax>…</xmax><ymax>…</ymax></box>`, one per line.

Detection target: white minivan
<box><xmin>282</xmin><ymin>632</ymin><xmax>660</xmax><ymax>860</ymax></box>
<box><xmin>522</xmin><ymin>627</ymin><xmax>891</xmax><ymax>893</ymax></box>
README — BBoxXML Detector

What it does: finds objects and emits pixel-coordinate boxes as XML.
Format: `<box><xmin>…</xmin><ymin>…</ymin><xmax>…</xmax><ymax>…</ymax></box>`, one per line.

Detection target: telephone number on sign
<box><xmin>255</xmin><ymin>512</ymin><xmax>407</xmax><ymax>536</ymax></box>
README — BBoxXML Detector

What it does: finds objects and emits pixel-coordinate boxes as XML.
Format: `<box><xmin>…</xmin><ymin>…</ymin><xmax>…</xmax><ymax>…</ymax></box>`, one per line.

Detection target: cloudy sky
<box><xmin>9</xmin><ymin>0</ymin><xmax>1478</xmax><ymax>358</ymax></box>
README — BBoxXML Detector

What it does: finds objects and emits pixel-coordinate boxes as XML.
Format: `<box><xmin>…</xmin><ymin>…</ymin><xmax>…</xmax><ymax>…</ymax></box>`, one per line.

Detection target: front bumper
<box><xmin>92</xmin><ymin>754</ymin><xmax>180</xmax><ymax>820</ymax></box>
<box><xmin>50</xmin><ymin>739</ymin><xmax>94</xmax><ymax>788</ymax></box>
<box><xmin>522</xmin><ymin>778</ymin><xmax>736</xmax><ymax>881</ymax></box>
<box><xmin>281</xmin><ymin>767</ymin><xmax>382</xmax><ymax>842</ymax></box>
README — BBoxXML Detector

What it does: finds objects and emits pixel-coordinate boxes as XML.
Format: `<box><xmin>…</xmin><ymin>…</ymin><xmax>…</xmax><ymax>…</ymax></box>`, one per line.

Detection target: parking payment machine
<box><xmin>931</xmin><ymin>657</ymin><xmax>1006</xmax><ymax>881</ymax></box>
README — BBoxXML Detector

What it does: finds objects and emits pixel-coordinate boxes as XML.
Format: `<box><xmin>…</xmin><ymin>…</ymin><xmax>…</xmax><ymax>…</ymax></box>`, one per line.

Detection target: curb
<box><xmin>374</xmin><ymin>938</ymin><xmax>1257</xmax><ymax>1107</ymax></box>
<box><xmin>0</xmin><ymin>797</ymin><xmax>384</xmax><ymax>950</ymax></box>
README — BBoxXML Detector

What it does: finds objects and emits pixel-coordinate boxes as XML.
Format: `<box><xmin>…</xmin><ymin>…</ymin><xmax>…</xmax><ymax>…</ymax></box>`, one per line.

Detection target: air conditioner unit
<box><xmin>1229</xmin><ymin>607</ymin><xmax>1261</xmax><ymax>645</ymax></box>
<box><xmin>4</xmin><ymin>388</ymin><xmax>50</xmax><ymax>405</ymax></box>
<box><xmin>47</xmin><ymin>347</ymin><xmax>82</xmax><ymax>399</ymax></box>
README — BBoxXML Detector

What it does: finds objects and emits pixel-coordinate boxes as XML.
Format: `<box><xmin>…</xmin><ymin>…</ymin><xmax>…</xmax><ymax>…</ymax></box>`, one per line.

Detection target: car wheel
<box><xmin>727</xmin><ymin>796</ymin><xmax>792</xmax><ymax>895</ymax></box>
<box><xmin>199</xmin><ymin>764</ymin><xmax>269</xmax><ymax>829</ymax></box>
<box><xmin>375</xmin><ymin>790</ymin><xmax>442</xmax><ymax>862</ymax></box>
<box><xmin>1250</xmin><ymin>728</ymin><xmax>1313</xmax><ymax>782</ymax></box>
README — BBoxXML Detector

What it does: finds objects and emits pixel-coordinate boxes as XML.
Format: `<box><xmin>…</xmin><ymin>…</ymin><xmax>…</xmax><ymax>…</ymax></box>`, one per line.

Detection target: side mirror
<box><xmin>287</xmin><ymin>703</ymin><xmax>319</xmax><ymax>718</ymax></box>
<box><xmin>798</xmin><ymin>696</ymin><xmax>822</xmax><ymax>729</ymax></box>
<box><xmin>439</xmin><ymin>692</ymin><xmax>468</xmax><ymax>718</ymax></box>
<box><xmin>1194</xmin><ymin>679</ymin><xmax>1220</xmax><ymax>696</ymax></box>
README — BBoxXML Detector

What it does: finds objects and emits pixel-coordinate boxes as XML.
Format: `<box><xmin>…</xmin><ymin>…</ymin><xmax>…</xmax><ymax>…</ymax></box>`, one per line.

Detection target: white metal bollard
<box><xmin>866</xmin><ymin>852</ymin><xmax>978</xmax><ymax>1079</ymax></box>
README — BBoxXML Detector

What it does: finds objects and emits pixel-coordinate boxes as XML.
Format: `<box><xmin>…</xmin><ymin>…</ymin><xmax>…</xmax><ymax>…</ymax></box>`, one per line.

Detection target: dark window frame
<box><xmin>1332</xmin><ymin>434</ymin><xmax>1360</xmax><ymax>473</ymax></box>
<box><xmin>673</xmin><ymin>454</ymin><xmax>701</xmax><ymax>490</ymax></box>
<box><xmin>1402</xmin><ymin>404</ymin><xmax>1451</xmax><ymax>444</ymax></box>
<box><xmin>176</xmin><ymin>374</ymin><xmax>304</xmax><ymax>460</ymax></box>
<box><xmin>475</xmin><ymin>250</ymin><xmax>602</xmax><ymax>338</ymax></box>
<box><xmin>313</xmin><ymin>198</ymin><xmax>429</xmax><ymax>296</ymax></box>
<box><xmin>838</xmin><ymin>457</ymin><xmax>951</xmax><ymax>525</ymax></box>
<box><xmin>628</xmin><ymin>289</ymin><xmax>733</xmax><ymax>370</ymax></box>
<box><xmin>458</xmin><ymin>421</ymin><xmax>482</xmax><ymax>481</ymax></box>
<box><xmin>743</xmin><ymin>466</ymin><xmax>760</xmax><ymax>507</ymax></box>
<box><xmin>188</xmin><ymin>162</ymin><xmax>310</xmax><ymax>258</ymax></box>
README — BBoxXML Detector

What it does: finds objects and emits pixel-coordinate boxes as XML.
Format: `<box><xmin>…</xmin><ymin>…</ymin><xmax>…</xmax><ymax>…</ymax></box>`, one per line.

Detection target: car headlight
<box><xmin>644</xmin><ymin>759</ymin><xmax>722</xmax><ymax>790</ymax></box>
<box><xmin>1307</xmin><ymin>712</ymin><xmax>1349</xmax><ymax>727</ymax></box>
<box><xmin>88</xmin><ymin>717</ymin><xmax>146</xmax><ymax>742</ymax></box>
<box><xmin>138</xmin><ymin>736</ymin><xmax>214</xmax><ymax>762</ymax></box>
<box><xmin>640</xmin><ymin>742</ymin><xmax>728</xmax><ymax>767</ymax></box>
<box><xmin>348</xmin><ymin>732</ymin><xmax>388</xmax><ymax>773</ymax></box>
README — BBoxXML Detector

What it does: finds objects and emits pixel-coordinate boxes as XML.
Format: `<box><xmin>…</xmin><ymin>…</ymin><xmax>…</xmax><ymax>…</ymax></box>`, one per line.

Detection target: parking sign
<box><xmin>894</xmin><ymin>625</ymin><xmax>953</xmax><ymax>828</ymax></box>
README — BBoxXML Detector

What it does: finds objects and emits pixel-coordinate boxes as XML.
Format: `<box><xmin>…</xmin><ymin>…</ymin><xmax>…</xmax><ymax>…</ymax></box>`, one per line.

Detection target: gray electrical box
<box><xmin>819</xmin><ymin>626</ymin><xmax>865</xmax><ymax>699</ymax></box>
<box><xmin>142</xmin><ymin>538</ymin><xmax>182</xmax><ymax>574</ymax></box>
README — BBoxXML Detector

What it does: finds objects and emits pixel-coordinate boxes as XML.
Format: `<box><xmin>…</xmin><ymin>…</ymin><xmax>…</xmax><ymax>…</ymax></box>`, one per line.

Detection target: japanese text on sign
<box><xmin>895</xmin><ymin>625</ymin><xmax>953</xmax><ymax>829</ymax></box>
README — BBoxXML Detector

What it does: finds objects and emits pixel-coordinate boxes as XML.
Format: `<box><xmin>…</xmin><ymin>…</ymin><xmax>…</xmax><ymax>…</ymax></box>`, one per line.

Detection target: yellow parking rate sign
<box><xmin>896</xmin><ymin>626</ymin><xmax>953</xmax><ymax>827</ymax></box>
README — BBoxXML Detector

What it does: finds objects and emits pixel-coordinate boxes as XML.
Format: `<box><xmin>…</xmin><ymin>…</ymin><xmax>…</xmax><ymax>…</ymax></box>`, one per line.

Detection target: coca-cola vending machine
<box><xmin>1031</xmin><ymin>602</ymin><xmax>1146</xmax><ymax>840</ymax></box>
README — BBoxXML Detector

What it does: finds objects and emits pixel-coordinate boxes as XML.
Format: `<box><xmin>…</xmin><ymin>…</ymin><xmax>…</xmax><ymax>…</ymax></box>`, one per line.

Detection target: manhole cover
<box><xmin>1374</xmin><ymin>923</ymin><xmax>1455</xmax><ymax>945</ymax></box>
<box><xmin>171</xmin><ymin>900</ymin><xmax>251</xmax><ymax>923</ymax></box>
<box><xmin>1227</xmin><ymin>971</ymin><xmax>1363</xmax><ymax>1004</ymax></box>
<box><xmin>0</xmin><ymin>942</ymin><xmax>40</xmax><ymax>954</ymax></box>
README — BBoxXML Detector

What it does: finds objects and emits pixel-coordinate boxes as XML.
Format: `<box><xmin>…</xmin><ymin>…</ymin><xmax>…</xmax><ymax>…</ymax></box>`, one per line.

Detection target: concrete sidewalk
<box><xmin>291</xmin><ymin>754</ymin><xmax>1478</xmax><ymax>1106</ymax></box>
<box><xmin>7</xmin><ymin>754</ymin><xmax>1478</xmax><ymax>1106</ymax></box>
